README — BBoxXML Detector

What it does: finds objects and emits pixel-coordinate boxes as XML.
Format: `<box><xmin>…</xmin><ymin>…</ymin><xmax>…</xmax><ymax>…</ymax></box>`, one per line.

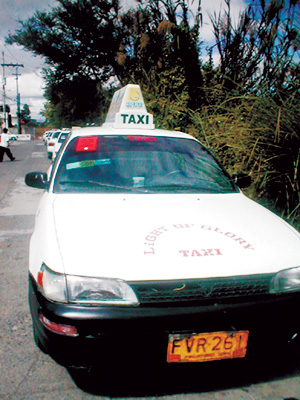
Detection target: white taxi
<box><xmin>52</xmin><ymin>130</ymin><xmax>71</xmax><ymax>159</ymax></box>
<box><xmin>43</xmin><ymin>130</ymin><xmax>53</xmax><ymax>143</ymax></box>
<box><xmin>46</xmin><ymin>130</ymin><xmax>61</xmax><ymax>159</ymax></box>
<box><xmin>25</xmin><ymin>85</ymin><xmax>300</xmax><ymax>369</ymax></box>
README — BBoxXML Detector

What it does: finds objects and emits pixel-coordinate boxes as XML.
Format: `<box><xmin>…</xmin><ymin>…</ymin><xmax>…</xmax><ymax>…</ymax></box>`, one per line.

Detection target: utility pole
<box><xmin>1</xmin><ymin>56</ymin><xmax>24</xmax><ymax>133</ymax></box>
<box><xmin>13</xmin><ymin>67</ymin><xmax>22</xmax><ymax>135</ymax></box>
<box><xmin>2</xmin><ymin>52</ymin><xmax>6</xmax><ymax>128</ymax></box>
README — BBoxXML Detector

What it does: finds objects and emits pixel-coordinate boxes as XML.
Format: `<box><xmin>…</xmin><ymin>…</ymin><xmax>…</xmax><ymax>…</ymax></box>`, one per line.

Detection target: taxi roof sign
<box><xmin>104</xmin><ymin>84</ymin><xmax>155</xmax><ymax>130</ymax></box>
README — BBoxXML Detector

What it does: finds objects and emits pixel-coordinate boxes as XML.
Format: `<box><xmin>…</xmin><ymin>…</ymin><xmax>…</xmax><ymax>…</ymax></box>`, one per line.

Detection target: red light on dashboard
<box><xmin>76</xmin><ymin>136</ymin><xmax>98</xmax><ymax>152</ymax></box>
<box><xmin>126</xmin><ymin>136</ymin><xmax>156</xmax><ymax>142</ymax></box>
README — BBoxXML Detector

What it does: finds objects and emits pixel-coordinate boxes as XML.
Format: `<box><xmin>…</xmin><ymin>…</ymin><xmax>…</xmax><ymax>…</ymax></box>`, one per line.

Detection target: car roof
<box><xmin>69</xmin><ymin>125</ymin><xmax>196</xmax><ymax>141</ymax></box>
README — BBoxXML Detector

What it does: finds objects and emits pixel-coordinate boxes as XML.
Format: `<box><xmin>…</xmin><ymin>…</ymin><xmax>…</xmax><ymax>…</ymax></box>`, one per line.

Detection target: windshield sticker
<box><xmin>66</xmin><ymin>159</ymin><xmax>111</xmax><ymax>170</ymax></box>
<box><xmin>76</xmin><ymin>136</ymin><xmax>98</xmax><ymax>152</ymax></box>
<box><xmin>144</xmin><ymin>224</ymin><xmax>254</xmax><ymax>256</ymax></box>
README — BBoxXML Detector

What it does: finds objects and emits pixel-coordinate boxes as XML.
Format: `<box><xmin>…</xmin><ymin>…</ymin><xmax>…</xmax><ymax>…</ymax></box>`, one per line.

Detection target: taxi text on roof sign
<box><xmin>104</xmin><ymin>84</ymin><xmax>155</xmax><ymax>130</ymax></box>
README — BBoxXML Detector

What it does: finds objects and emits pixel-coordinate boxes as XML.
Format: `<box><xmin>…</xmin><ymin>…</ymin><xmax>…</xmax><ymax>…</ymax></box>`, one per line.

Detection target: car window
<box><xmin>58</xmin><ymin>133</ymin><xmax>70</xmax><ymax>143</ymax></box>
<box><xmin>52</xmin><ymin>131</ymin><xmax>61</xmax><ymax>139</ymax></box>
<box><xmin>53</xmin><ymin>135</ymin><xmax>237</xmax><ymax>194</ymax></box>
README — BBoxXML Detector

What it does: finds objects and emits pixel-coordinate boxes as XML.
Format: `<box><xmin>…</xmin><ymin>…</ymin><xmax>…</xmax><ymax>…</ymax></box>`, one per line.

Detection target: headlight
<box><xmin>270</xmin><ymin>267</ymin><xmax>300</xmax><ymax>294</ymax></box>
<box><xmin>37</xmin><ymin>264</ymin><xmax>139</xmax><ymax>305</ymax></box>
<box><xmin>66</xmin><ymin>275</ymin><xmax>139</xmax><ymax>305</ymax></box>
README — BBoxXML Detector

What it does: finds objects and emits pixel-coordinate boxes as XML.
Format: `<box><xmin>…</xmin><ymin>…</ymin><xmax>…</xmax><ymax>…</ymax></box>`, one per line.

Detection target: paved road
<box><xmin>1</xmin><ymin>140</ymin><xmax>300</xmax><ymax>399</ymax></box>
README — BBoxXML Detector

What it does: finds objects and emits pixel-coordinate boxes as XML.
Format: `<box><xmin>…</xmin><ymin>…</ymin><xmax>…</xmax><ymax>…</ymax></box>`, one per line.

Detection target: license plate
<box><xmin>167</xmin><ymin>331</ymin><xmax>249</xmax><ymax>363</ymax></box>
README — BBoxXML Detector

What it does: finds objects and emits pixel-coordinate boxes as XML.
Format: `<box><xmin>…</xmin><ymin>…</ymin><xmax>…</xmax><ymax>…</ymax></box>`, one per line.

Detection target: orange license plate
<box><xmin>167</xmin><ymin>331</ymin><xmax>249</xmax><ymax>363</ymax></box>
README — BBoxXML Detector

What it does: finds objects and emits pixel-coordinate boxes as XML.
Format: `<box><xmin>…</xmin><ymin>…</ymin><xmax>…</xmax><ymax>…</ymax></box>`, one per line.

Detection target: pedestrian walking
<box><xmin>0</xmin><ymin>128</ymin><xmax>16</xmax><ymax>162</ymax></box>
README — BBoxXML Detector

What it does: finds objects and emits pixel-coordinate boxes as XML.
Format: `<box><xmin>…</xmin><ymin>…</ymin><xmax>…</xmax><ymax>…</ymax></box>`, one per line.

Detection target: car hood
<box><xmin>52</xmin><ymin>193</ymin><xmax>300</xmax><ymax>281</ymax></box>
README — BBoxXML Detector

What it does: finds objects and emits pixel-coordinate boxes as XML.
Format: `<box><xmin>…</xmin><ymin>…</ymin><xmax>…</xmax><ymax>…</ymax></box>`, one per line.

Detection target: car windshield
<box><xmin>51</xmin><ymin>131</ymin><xmax>61</xmax><ymax>139</ymax></box>
<box><xmin>53</xmin><ymin>135</ymin><xmax>237</xmax><ymax>194</ymax></box>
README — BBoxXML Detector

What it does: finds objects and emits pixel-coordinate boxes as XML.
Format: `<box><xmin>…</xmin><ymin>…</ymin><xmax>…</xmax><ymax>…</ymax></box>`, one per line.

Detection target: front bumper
<box><xmin>28</xmin><ymin>274</ymin><xmax>300</xmax><ymax>368</ymax></box>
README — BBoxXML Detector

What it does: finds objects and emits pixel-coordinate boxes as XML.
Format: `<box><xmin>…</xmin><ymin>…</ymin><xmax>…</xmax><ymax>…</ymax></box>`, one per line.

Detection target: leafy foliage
<box><xmin>20</xmin><ymin>104</ymin><xmax>31</xmax><ymax>124</ymax></box>
<box><xmin>208</xmin><ymin>0</ymin><xmax>300</xmax><ymax>97</ymax></box>
<box><xmin>6</xmin><ymin>0</ymin><xmax>123</xmax><ymax>124</ymax></box>
<box><xmin>117</xmin><ymin>0</ymin><xmax>204</xmax><ymax>109</ymax></box>
<box><xmin>41</xmin><ymin>72</ymin><xmax>111</xmax><ymax>126</ymax></box>
<box><xmin>7</xmin><ymin>0</ymin><xmax>122</xmax><ymax>82</ymax></box>
<box><xmin>190</xmin><ymin>89</ymin><xmax>300</xmax><ymax>226</ymax></box>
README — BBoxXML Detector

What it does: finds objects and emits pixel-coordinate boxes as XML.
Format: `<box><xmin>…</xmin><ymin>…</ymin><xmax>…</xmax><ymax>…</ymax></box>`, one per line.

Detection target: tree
<box><xmin>209</xmin><ymin>0</ymin><xmax>300</xmax><ymax>99</ymax></box>
<box><xmin>20</xmin><ymin>104</ymin><xmax>31</xmax><ymax>124</ymax></box>
<box><xmin>7</xmin><ymin>0</ymin><xmax>122</xmax><ymax>82</ymax></box>
<box><xmin>42</xmin><ymin>73</ymin><xmax>112</xmax><ymax>126</ymax></box>
<box><xmin>6</xmin><ymin>0</ymin><xmax>123</xmax><ymax>124</ymax></box>
<box><xmin>117</xmin><ymin>0</ymin><xmax>204</xmax><ymax>110</ymax></box>
<box><xmin>6</xmin><ymin>0</ymin><xmax>204</xmax><ymax>125</ymax></box>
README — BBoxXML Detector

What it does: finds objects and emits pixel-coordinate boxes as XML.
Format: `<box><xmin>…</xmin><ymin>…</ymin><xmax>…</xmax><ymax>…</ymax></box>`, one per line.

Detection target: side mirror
<box><xmin>232</xmin><ymin>173</ymin><xmax>251</xmax><ymax>189</ymax></box>
<box><xmin>25</xmin><ymin>172</ymin><xmax>49</xmax><ymax>189</ymax></box>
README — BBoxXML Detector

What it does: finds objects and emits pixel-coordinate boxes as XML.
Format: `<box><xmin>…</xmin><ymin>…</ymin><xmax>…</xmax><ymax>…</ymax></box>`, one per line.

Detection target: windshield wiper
<box><xmin>59</xmin><ymin>180</ymin><xmax>151</xmax><ymax>193</ymax></box>
<box><xmin>143</xmin><ymin>184</ymin><xmax>223</xmax><ymax>193</ymax></box>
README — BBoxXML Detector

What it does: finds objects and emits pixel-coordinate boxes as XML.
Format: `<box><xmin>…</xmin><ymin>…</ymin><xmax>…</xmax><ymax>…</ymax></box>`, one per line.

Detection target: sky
<box><xmin>0</xmin><ymin>0</ymin><xmax>246</xmax><ymax>122</ymax></box>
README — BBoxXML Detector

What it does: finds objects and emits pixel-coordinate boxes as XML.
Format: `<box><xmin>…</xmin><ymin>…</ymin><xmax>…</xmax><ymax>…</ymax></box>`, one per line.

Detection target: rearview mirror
<box><xmin>25</xmin><ymin>172</ymin><xmax>49</xmax><ymax>190</ymax></box>
<box><xmin>232</xmin><ymin>173</ymin><xmax>251</xmax><ymax>189</ymax></box>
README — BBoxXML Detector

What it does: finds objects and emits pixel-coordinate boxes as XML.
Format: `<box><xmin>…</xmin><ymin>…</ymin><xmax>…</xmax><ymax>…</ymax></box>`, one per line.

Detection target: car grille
<box><xmin>130</xmin><ymin>274</ymin><xmax>275</xmax><ymax>305</ymax></box>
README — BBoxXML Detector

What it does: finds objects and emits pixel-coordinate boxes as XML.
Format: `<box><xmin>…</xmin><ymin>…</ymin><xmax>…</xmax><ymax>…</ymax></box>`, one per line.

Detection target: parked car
<box><xmin>43</xmin><ymin>130</ymin><xmax>54</xmax><ymax>144</ymax></box>
<box><xmin>25</xmin><ymin>84</ymin><xmax>300</xmax><ymax>371</ymax></box>
<box><xmin>46</xmin><ymin>130</ymin><xmax>61</xmax><ymax>159</ymax></box>
<box><xmin>52</xmin><ymin>130</ymin><xmax>71</xmax><ymax>159</ymax></box>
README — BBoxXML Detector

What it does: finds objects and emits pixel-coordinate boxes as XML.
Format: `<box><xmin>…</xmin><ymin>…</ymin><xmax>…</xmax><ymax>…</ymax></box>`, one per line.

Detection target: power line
<box><xmin>3</xmin><ymin>43</ymin><xmax>45</xmax><ymax>78</ymax></box>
